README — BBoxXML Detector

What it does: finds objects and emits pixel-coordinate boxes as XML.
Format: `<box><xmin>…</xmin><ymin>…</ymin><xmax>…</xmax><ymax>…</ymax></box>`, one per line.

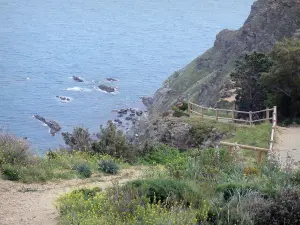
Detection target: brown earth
<box><xmin>275</xmin><ymin>127</ymin><xmax>300</xmax><ymax>168</ymax></box>
<box><xmin>0</xmin><ymin>167</ymin><xmax>144</xmax><ymax>225</ymax></box>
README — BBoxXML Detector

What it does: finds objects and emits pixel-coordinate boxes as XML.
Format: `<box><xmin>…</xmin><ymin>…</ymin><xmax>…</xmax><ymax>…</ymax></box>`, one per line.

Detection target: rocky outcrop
<box><xmin>56</xmin><ymin>96</ymin><xmax>71</xmax><ymax>102</ymax></box>
<box><xmin>72</xmin><ymin>76</ymin><xmax>84</xmax><ymax>82</ymax></box>
<box><xmin>106</xmin><ymin>78</ymin><xmax>119</xmax><ymax>82</ymax></box>
<box><xmin>98</xmin><ymin>85</ymin><xmax>115</xmax><ymax>93</ymax></box>
<box><xmin>141</xmin><ymin>97</ymin><xmax>154</xmax><ymax>108</ymax></box>
<box><xmin>150</xmin><ymin>0</ymin><xmax>300</xmax><ymax>114</ymax></box>
<box><xmin>33</xmin><ymin>115</ymin><xmax>61</xmax><ymax>136</ymax></box>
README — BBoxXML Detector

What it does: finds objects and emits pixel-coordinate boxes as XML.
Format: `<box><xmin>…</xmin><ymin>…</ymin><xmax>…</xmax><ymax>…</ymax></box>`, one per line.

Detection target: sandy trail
<box><xmin>275</xmin><ymin>127</ymin><xmax>300</xmax><ymax>167</ymax></box>
<box><xmin>0</xmin><ymin>167</ymin><xmax>144</xmax><ymax>225</ymax></box>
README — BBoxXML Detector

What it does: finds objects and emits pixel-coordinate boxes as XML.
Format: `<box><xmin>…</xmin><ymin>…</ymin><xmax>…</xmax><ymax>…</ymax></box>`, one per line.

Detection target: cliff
<box><xmin>150</xmin><ymin>0</ymin><xmax>300</xmax><ymax>114</ymax></box>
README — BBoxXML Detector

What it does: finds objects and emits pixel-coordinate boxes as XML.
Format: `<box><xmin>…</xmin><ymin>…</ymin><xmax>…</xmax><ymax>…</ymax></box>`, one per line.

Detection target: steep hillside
<box><xmin>150</xmin><ymin>0</ymin><xmax>300</xmax><ymax>114</ymax></box>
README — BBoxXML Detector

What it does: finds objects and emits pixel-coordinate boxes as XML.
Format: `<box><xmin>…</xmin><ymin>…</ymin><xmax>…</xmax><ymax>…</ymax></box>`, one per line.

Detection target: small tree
<box><xmin>92</xmin><ymin>121</ymin><xmax>135</xmax><ymax>162</ymax></box>
<box><xmin>231</xmin><ymin>52</ymin><xmax>273</xmax><ymax>113</ymax></box>
<box><xmin>261</xmin><ymin>38</ymin><xmax>300</xmax><ymax>120</ymax></box>
<box><xmin>62</xmin><ymin>127</ymin><xmax>91</xmax><ymax>151</ymax></box>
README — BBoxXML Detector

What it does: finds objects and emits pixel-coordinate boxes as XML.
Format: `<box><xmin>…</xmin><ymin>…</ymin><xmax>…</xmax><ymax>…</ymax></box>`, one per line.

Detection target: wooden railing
<box><xmin>188</xmin><ymin>102</ymin><xmax>276</xmax><ymax>126</ymax></box>
<box><xmin>219</xmin><ymin>142</ymin><xmax>269</xmax><ymax>164</ymax></box>
<box><xmin>187</xmin><ymin>102</ymin><xmax>278</xmax><ymax>163</ymax></box>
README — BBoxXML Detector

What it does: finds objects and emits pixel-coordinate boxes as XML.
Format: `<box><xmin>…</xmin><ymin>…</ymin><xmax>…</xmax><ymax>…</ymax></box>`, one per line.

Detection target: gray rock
<box><xmin>33</xmin><ymin>115</ymin><xmax>61</xmax><ymax>136</ymax></box>
<box><xmin>106</xmin><ymin>78</ymin><xmax>118</xmax><ymax>82</ymax></box>
<box><xmin>72</xmin><ymin>76</ymin><xmax>84</xmax><ymax>82</ymax></box>
<box><xmin>141</xmin><ymin>97</ymin><xmax>154</xmax><ymax>108</ymax></box>
<box><xmin>98</xmin><ymin>85</ymin><xmax>115</xmax><ymax>93</ymax></box>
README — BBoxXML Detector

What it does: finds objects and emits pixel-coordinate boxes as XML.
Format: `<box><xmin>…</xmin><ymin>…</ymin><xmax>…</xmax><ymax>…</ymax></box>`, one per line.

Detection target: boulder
<box><xmin>106</xmin><ymin>78</ymin><xmax>118</xmax><ymax>82</ymax></box>
<box><xmin>98</xmin><ymin>84</ymin><xmax>115</xmax><ymax>93</ymax></box>
<box><xmin>33</xmin><ymin>115</ymin><xmax>61</xmax><ymax>136</ymax></box>
<box><xmin>141</xmin><ymin>96</ymin><xmax>154</xmax><ymax>108</ymax></box>
<box><xmin>136</xmin><ymin>110</ymin><xmax>143</xmax><ymax>116</ymax></box>
<box><xmin>72</xmin><ymin>76</ymin><xmax>84</xmax><ymax>82</ymax></box>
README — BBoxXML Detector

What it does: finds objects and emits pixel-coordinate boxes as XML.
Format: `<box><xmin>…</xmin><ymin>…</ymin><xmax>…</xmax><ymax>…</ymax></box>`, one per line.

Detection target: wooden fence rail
<box><xmin>187</xmin><ymin>102</ymin><xmax>278</xmax><ymax>163</ymax></box>
<box><xmin>188</xmin><ymin>102</ymin><xmax>275</xmax><ymax>126</ymax></box>
<box><xmin>220</xmin><ymin>141</ymin><xmax>269</xmax><ymax>164</ymax></box>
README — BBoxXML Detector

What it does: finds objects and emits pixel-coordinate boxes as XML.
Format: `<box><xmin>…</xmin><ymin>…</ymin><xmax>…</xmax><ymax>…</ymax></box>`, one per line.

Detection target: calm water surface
<box><xmin>0</xmin><ymin>0</ymin><xmax>254</xmax><ymax>151</ymax></box>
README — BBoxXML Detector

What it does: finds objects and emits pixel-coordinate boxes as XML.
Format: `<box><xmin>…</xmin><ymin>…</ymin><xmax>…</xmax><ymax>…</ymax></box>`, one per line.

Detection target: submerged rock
<box><xmin>72</xmin><ymin>76</ymin><xmax>84</xmax><ymax>82</ymax></box>
<box><xmin>106</xmin><ymin>78</ymin><xmax>119</xmax><ymax>82</ymax></box>
<box><xmin>98</xmin><ymin>84</ymin><xmax>115</xmax><ymax>93</ymax></box>
<box><xmin>56</xmin><ymin>96</ymin><xmax>71</xmax><ymax>102</ymax></box>
<box><xmin>33</xmin><ymin>115</ymin><xmax>61</xmax><ymax>136</ymax></box>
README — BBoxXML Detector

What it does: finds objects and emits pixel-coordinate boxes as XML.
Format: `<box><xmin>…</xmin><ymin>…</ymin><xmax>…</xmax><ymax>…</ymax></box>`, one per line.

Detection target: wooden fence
<box><xmin>187</xmin><ymin>102</ymin><xmax>278</xmax><ymax>163</ymax></box>
<box><xmin>188</xmin><ymin>102</ymin><xmax>275</xmax><ymax>126</ymax></box>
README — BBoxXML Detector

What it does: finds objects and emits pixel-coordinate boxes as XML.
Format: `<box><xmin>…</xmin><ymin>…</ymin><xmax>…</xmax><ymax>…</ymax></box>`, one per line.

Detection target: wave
<box><xmin>65</xmin><ymin>87</ymin><xmax>92</xmax><ymax>92</ymax></box>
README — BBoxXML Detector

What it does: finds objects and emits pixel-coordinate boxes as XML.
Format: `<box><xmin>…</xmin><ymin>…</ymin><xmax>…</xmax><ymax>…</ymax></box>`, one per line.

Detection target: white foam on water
<box><xmin>65</xmin><ymin>87</ymin><xmax>92</xmax><ymax>92</ymax></box>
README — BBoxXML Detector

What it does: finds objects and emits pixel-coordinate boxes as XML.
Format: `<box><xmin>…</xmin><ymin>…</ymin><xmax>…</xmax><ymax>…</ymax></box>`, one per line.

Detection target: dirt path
<box><xmin>275</xmin><ymin>127</ymin><xmax>300</xmax><ymax>167</ymax></box>
<box><xmin>0</xmin><ymin>167</ymin><xmax>144</xmax><ymax>225</ymax></box>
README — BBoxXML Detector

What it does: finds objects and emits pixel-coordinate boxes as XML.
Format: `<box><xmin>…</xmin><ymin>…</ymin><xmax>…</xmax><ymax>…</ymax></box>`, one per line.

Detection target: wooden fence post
<box><xmin>232</xmin><ymin>106</ymin><xmax>235</xmax><ymax>124</ymax></box>
<box><xmin>216</xmin><ymin>109</ymin><xmax>219</xmax><ymax>121</ymax></box>
<box><xmin>188</xmin><ymin>102</ymin><xmax>191</xmax><ymax>117</ymax></box>
<box><xmin>249</xmin><ymin>111</ymin><xmax>253</xmax><ymax>127</ymax></box>
<box><xmin>201</xmin><ymin>106</ymin><xmax>204</xmax><ymax>118</ymax></box>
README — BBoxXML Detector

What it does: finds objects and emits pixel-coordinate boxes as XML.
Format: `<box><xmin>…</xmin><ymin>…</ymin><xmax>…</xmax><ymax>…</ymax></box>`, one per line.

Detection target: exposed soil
<box><xmin>275</xmin><ymin>126</ymin><xmax>300</xmax><ymax>167</ymax></box>
<box><xmin>0</xmin><ymin>167</ymin><xmax>144</xmax><ymax>225</ymax></box>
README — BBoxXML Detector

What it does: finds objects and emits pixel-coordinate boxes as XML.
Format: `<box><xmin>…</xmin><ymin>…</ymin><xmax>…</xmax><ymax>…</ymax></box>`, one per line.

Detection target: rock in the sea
<box><xmin>118</xmin><ymin>109</ymin><xmax>128</xmax><ymax>114</ymax></box>
<box><xmin>72</xmin><ymin>76</ymin><xmax>84</xmax><ymax>82</ymax></box>
<box><xmin>33</xmin><ymin>115</ymin><xmax>61</xmax><ymax>136</ymax></box>
<box><xmin>98</xmin><ymin>84</ymin><xmax>115</xmax><ymax>93</ymax></box>
<box><xmin>136</xmin><ymin>110</ymin><xmax>143</xmax><ymax>116</ymax></box>
<box><xmin>141</xmin><ymin>97</ymin><xmax>154</xmax><ymax>108</ymax></box>
<box><xmin>106</xmin><ymin>78</ymin><xmax>118</xmax><ymax>82</ymax></box>
<box><xmin>125</xmin><ymin>116</ymin><xmax>132</xmax><ymax>121</ymax></box>
<box><xmin>114</xmin><ymin>119</ymin><xmax>123</xmax><ymax>125</ymax></box>
<box><xmin>56</xmin><ymin>96</ymin><xmax>71</xmax><ymax>102</ymax></box>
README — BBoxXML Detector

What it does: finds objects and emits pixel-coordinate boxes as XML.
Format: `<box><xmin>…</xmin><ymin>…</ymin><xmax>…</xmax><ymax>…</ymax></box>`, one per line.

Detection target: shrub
<box><xmin>73</xmin><ymin>163</ymin><xmax>92</xmax><ymax>178</ymax></box>
<box><xmin>141</xmin><ymin>144</ymin><xmax>182</xmax><ymax>165</ymax></box>
<box><xmin>0</xmin><ymin>133</ymin><xmax>33</xmax><ymax>165</ymax></box>
<box><xmin>72</xmin><ymin>187</ymin><xmax>102</xmax><ymax>200</ymax></box>
<box><xmin>92</xmin><ymin>121</ymin><xmax>135</xmax><ymax>162</ymax></box>
<box><xmin>62</xmin><ymin>127</ymin><xmax>92</xmax><ymax>152</ymax></box>
<box><xmin>255</xmin><ymin>190</ymin><xmax>300</xmax><ymax>225</ymax></box>
<box><xmin>126</xmin><ymin>179</ymin><xmax>203</xmax><ymax>207</ymax></box>
<box><xmin>1</xmin><ymin>164</ymin><xmax>21</xmax><ymax>181</ymax></box>
<box><xmin>57</xmin><ymin>185</ymin><xmax>199</xmax><ymax>225</ymax></box>
<box><xmin>98</xmin><ymin>159</ymin><xmax>119</xmax><ymax>174</ymax></box>
<box><xmin>216</xmin><ymin>182</ymin><xmax>258</xmax><ymax>202</ymax></box>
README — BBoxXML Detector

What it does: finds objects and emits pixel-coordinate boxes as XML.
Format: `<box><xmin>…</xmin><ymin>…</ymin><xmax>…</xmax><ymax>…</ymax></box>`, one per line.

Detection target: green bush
<box><xmin>141</xmin><ymin>144</ymin><xmax>182</xmax><ymax>165</ymax></box>
<box><xmin>57</xmin><ymin>185</ymin><xmax>199</xmax><ymax>225</ymax></box>
<box><xmin>126</xmin><ymin>179</ymin><xmax>203</xmax><ymax>207</ymax></box>
<box><xmin>73</xmin><ymin>163</ymin><xmax>92</xmax><ymax>178</ymax></box>
<box><xmin>92</xmin><ymin>121</ymin><xmax>135</xmax><ymax>162</ymax></box>
<box><xmin>1</xmin><ymin>164</ymin><xmax>21</xmax><ymax>181</ymax></box>
<box><xmin>255</xmin><ymin>190</ymin><xmax>300</xmax><ymax>225</ymax></box>
<box><xmin>98</xmin><ymin>159</ymin><xmax>119</xmax><ymax>174</ymax></box>
<box><xmin>62</xmin><ymin>127</ymin><xmax>92</xmax><ymax>152</ymax></box>
<box><xmin>0</xmin><ymin>133</ymin><xmax>34</xmax><ymax>166</ymax></box>
<box><xmin>72</xmin><ymin>187</ymin><xmax>102</xmax><ymax>200</ymax></box>
<box><xmin>216</xmin><ymin>182</ymin><xmax>259</xmax><ymax>201</ymax></box>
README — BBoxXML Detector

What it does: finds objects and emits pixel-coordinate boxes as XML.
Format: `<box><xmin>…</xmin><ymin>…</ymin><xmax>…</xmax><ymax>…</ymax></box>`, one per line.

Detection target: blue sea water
<box><xmin>0</xmin><ymin>0</ymin><xmax>254</xmax><ymax>151</ymax></box>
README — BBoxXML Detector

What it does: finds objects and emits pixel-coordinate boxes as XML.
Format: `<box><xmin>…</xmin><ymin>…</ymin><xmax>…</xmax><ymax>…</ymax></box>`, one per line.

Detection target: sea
<box><xmin>0</xmin><ymin>0</ymin><xmax>254</xmax><ymax>152</ymax></box>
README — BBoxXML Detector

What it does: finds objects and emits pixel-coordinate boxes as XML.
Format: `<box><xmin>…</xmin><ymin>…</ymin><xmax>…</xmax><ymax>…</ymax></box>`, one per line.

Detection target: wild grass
<box><xmin>1</xmin><ymin>148</ymin><xmax>124</xmax><ymax>183</ymax></box>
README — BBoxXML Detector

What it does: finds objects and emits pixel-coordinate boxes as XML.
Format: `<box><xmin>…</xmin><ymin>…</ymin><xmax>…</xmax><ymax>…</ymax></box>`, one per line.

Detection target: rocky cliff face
<box><xmin>150</xmin><ymin>0</ymin><xmax>300</xmax><ymax>114</ymax></box>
